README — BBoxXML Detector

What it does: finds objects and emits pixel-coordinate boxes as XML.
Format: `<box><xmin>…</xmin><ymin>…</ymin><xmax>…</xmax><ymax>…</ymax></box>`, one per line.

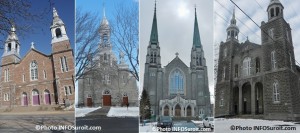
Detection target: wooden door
<box><xmin>103</xmin><ymin>95</ymin><xmax>111</xmax><ymax>106</ymax></box>
<box><xmin>123</xmin><ymin>96</ymin><xmax>128</xmax><ymax>105</ymax></box>
<box><xmin>87</xmin><ymin>97</ymin><xmax>93</xmax><ymax>107</ymax></box>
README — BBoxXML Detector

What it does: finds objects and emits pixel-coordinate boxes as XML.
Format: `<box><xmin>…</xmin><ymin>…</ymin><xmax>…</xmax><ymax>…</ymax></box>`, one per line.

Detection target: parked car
<box><xmin>203</xmin><ymin>117</ymin><xmax>214</xmax><ymax>129</ymax></box>
<box><xmin>157</xmin><ymin>116</ymin><xmax>173</xmax><ymax>128</ymax></box>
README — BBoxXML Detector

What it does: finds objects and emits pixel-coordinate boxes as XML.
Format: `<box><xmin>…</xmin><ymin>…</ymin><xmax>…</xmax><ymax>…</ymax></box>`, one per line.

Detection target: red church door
<box><xmin>103</xmin><ymin>95</ymin><xmax>111</xmax><ymax>106</ymax></box>
<box><xmin>123</xmin><ymin>96</ymin><xmax>128</xmax><ymax>105</ymax></box>
<box><xmin>87</xmin><ymin>97</ymin><xmax>93</xmax><ymax>107</ymax></box>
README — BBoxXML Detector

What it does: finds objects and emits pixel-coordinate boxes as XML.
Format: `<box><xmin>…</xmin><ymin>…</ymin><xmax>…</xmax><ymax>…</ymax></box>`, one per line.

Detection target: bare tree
<box><xmin>75</xmin><ymin>8</ymin><xmax>100</xmax><ymax>81</ymax></box>
<box><xmin>0</xmin><ymin>0</ymin><xmax>52</xmax><ymax>46</ymax></box>
<box><xmin>111</xmin><ymin>2</ymin><xmax>139</xmax><ymax>81</ymax></box>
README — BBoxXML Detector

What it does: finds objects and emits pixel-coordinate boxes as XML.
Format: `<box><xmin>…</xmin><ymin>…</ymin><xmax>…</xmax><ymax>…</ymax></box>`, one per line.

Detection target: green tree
<box><xmin>140</xmin><ymin>89</ymin><xmax>151</xmax><ymax>121</ymax></box>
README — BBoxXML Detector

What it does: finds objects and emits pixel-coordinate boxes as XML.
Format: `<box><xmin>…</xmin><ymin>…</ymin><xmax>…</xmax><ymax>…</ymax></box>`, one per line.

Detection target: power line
<box><xmin>215</xmin><ymin>0</ymin><xmax>260</xmax><ymax>39</ymax></box>
<box><xmin>230</xmin><ymin>0</ymin><xmax>300</xmax><ymax>66</ymax></box>
<box><xmin>254</xmin><ymin>0</ymin><xmax>264</xmax><ymax>10</ymax></box>
<box><xmin>214</xmin><ymin>11</ymin><xmax>247</xmax><ymax>39</ymax></box>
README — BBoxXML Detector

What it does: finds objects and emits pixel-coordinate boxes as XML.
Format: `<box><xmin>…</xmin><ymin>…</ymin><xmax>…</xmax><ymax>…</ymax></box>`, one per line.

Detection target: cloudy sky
<box><xmin>140</xmin><ymin>0</ymin><xmax>214</xmax><ymax>102</ymax></box>
<box><xmin>214</xmin><ymin>0</ymin><xmax>300</xmax><ymax>66</ymax></box>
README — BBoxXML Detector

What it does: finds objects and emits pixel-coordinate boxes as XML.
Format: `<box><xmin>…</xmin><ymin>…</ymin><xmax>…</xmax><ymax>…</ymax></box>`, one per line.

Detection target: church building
<box><xmin>215</xmin><ymin>0</ymin><xmax>300</xmax><ymax>120</ymax></box>
<box><xmin>77</xmin><ymin>9</ymin><xmax>138</xmax><ymax>107</ymax></box>
<box><xmin>0</xmin><ymin>8</ymin><xmax>75</xmax><ymax>108</ymax></box>
<box><xmin>143</xmin><ymin>4</ymin><xmax>211</xmax><ymax>118</ymax></box>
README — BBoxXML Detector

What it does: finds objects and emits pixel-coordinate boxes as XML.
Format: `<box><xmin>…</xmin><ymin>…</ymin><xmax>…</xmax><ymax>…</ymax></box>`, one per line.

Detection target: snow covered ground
<box><xmin>106</xmin><ymin>107</ymin><xmax>139</xmax><ymax>117</ymax></box>
<box><xmin>215</xmin><ymin>118</ymin><xmax>300</xmax><ymax>133</ymax></box>
<box><xmin>75</xmin><ymin>107</ymin><xmax>101</xmax><ymax>117</ymax></box>
<box><xmin>139</xmin><ymin>122</ymin><xmax>157</xmax><ymax>132</ymax></box>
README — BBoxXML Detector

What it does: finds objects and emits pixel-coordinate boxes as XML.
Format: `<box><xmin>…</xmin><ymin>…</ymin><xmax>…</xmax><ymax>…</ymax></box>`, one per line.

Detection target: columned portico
<box><xmin>235</xmin><ymin>81</ymin><xmax>264</xmax><ymax>115</ymax></box>
<box><xmin>159</xmin><ymin>94</ymin><xmax>196</xmax><ymax>117</ymax></box>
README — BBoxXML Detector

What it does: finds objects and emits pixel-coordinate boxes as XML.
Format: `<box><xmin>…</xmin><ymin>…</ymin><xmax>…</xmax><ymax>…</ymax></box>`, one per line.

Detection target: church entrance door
<box><xmin>103</xmin><ymin>95</ymin><xmax>111</xmax><ymax>106</ymax></box>
<box><xmin>87</xmin><ymin>97</ymin><xmax>92</xmax><ymax>107</ymax></box>
<box><xmin>175</xmin><ymin>104</ymin><xmax>181</xmax><ymax>116</ymax></box>
<box><xmin>186</xmin><ymin>106</ymin><xmax>192</xmax><ymax>116</ymax></box>
<box><xmin>123</xmin><ymin>96</ymin><xmax>128</xmax><ymax>105</ymax></box>
<box><xmin>164</xmin><ymin>106</ymin><xmax>169</xmax><ymax>116</ymax></box>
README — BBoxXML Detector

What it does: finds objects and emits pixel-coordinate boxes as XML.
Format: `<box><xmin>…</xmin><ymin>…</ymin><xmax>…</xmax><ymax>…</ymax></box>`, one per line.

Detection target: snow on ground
<box><xmin>139</xmin><ymin>122</ymin><xmax>157</xmax><ymax>133</ymax></box>
<box><xmin>191</xmin><ymin>120</ymin><xmax>203</xmax><ymax>127</ymax></box>
<box><xmin>75</xmin><ymin>107</ymin><xmax>101</xmax><ymax>117</ymax></box>
<box><xmin>106</xmin><ymin>107</ymin><xmax>139</xmax><ymax>117</ymax></box>
<box><xmin>215</xmin><ymin>118</ymin><xmax>300</xmax><ymax>133</ymax></box>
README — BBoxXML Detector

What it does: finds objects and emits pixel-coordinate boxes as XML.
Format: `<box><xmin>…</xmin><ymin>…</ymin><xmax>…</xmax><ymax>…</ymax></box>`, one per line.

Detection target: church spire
<box><xmin>149</xmin><ymin>1</ymin><xmax>159</xmax><ymax>44</ymax></box>
<box><xmin>226</xmin><ymin>8</ymin><xmax>239</xmax><ymax>42</ymax></box>
<box><xmin>193</xmin><ymin>7</ymin><xmax>202</xmax><ymax>48</ymax></box>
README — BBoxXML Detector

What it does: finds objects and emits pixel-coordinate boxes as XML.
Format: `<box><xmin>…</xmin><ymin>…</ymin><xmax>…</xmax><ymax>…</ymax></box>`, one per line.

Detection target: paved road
<box><xmin>76</xmin><ymin>116</ymin><xmax>139</xmax><ymax>133</ymax></box>
<box><xmin>76</xmin><ymin>107</ymin><xmax>138</xmax><ymax>133</ymax></box>
<box><xmin>0</xmin><ymin>112</ymin><xmax>74</xmax><ymax>133</ymax></box>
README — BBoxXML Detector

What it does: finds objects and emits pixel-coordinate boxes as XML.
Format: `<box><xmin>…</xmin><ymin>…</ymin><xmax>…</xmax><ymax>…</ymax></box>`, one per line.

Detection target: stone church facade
<box><xmin>77</xmin><ymin>11</ymin><xmax>138</xmax><ymax>107</ymax></box>
<box><xmin>215</xmin><ymin>0</ymin><xmax>300</xmax><ymax>121</ymax></box>
<box><xmin>143</xmin><ymin>5</ymin><xmax>211</xmax><ymax>118</ymax></box>
<box><xmin>0</xmin><ymin>8</ymin><xmax>75</xmax><ymax>108</ymax></box>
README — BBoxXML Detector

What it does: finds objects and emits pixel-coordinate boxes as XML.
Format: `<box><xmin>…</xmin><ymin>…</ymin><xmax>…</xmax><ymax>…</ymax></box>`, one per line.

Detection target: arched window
<box><xmin>169</xmin><ymin>69</ymin><xmax>184</xmax><ymax>94</ymax></box>
<box><xmin>271</xmin><ymin>51</ymin><xmax>276</xmax><ymax>69</ymax></box>
<box><xmin>273</xmin><ymin>81</ymin><xmax>280</xmax><ymax>102</ymax></box>
<box><xmin>8</xmin><ymin>43</ymin><xmax>11</xmax><ymax>52</ymax></box>
<box><xmin>270</xmin><ymin>8</ymin><xmax>275</xmax><ymax>17</ymax></box>
<box><xmin>104</xmin><ymin>53</ymin><xmax>107</xmax><ymax>62</ymax></box>
<box><xmin>234</xmin><ymin>64</ymin><xmax>238</xmax><ymax>78</ymax></box>
<box><xmin>55</xmin><ymin>28</ymin><xmax>62</xmax><ymax>38</ymax></box>
<box><xmin>30</xmin><ymin>61</ymin><xmax>38</xmax><ymax>80</ymax></box>
<box><xmin>227</xmin><ymin>31</ymin><xmax>230</xmax><ymax>38</ymax></box>
<box><xmin>224</xmin><ymin>48</ymin><xmax>227</xmax><ymax>57</ymax></box>
<box><xmin>275</xmin><ymin>7</ymin><xmax>280</xmax><ymax>16</ymax></box>
<box><xmin>103</xmin><ymin>34</ymin><xmax>108</xmax><ymax>45</ymax></box>
<box><xmin>243</xmin><ymin>57</ymin><xmax>251</xmax><ymax>76</ymax></box>
<box><xmin>256</xmin><ymin>58</ymin><xmax>260</xmax><ymax>73</ymax></box>
<box><xmin>223</xmin><ymin>67</ymin><xmax>226</xmax><ymax>80</ymax></box>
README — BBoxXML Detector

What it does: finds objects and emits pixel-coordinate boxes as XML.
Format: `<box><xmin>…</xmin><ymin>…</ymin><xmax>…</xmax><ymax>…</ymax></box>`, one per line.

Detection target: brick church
<box><xmin>215</xmin><ymin>0</ymin><xmax>300</xmax><ymax>120</ymax></box>
<box><xmin>0</xmin><ymin>8</ymin><xmax>75</xmax><ymax>108</ymax></box>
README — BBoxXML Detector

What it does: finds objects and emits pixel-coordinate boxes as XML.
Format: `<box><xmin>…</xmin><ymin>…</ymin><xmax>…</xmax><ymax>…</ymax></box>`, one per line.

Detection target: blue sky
<box><xmin>0</xmin><ymin>0</ymin><xmax>75</xmax><ymax>56</ymax></box>
<box><xmin>75</xmin><ymin>0</ymin><xmax>138</xmax><ymax>104</ymax></box>
<box><xmin>214</xmin><ymin>0</ymin><xmax>300</xmax><ymax>66</ymax></box>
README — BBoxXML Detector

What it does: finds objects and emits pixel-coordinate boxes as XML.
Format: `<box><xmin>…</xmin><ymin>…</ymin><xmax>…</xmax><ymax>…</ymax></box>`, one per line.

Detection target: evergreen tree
<box><xmin>140</xmin><ymin>89</ymin><xmax>151</xmax><ymax>121</ymax></box>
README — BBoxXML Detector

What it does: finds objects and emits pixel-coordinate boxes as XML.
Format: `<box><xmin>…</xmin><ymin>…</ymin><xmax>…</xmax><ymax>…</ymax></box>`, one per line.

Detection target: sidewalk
<box><xmin>0</xmin><ymin>110</ymin><xmax>74</xmax><ymax>116</ymax></box>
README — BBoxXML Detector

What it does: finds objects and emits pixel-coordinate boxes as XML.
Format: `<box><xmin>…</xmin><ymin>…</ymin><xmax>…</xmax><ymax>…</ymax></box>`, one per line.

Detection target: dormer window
<box><xmin>55</xmin><ymin>28</ymin><xmax>62</xmax><ymax>38</ymax></box>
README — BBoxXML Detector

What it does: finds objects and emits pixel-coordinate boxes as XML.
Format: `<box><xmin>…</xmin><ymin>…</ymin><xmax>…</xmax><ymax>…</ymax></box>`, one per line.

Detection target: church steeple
<box><xmin>191</xmin><ymin>7</ymin><xmax>206</xmax><ymax>69</ymax></box>
<box><xmin>99</xmin><ymin>1</ymin><xmax>111</xmax><ymax>48</ymax></box>
<box><xmin>149</xmin><ymin>1</ymin><xmax>159</xmax><ymax>45</ymax></box>
<box><xmin>267</xmin><ymin>0</ymin><xmax>284</xmax><ymax>21</ymax></box>
<box><xmin>226</xmin><ymin>8</ymin><xmax>239</xmax><ymax>42</ymax></box>
<box><xmin>3</xmin><ymin>25</ymin><xmax>20</xmax><ymax>58</ymax></box>
<box><xmin>146</xmin><ymin>1</ymin><xmax>161</xmax><ymax>66</ymax></box>
<box><xmin>193</xmin><ymin>7</ymin><xmax>202</xmax><ymax>48</ymax></box>
<box><xmin>50</xmin><ymin>7</ymin><xmax>69</xmax><ymax>44</ymax></box>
